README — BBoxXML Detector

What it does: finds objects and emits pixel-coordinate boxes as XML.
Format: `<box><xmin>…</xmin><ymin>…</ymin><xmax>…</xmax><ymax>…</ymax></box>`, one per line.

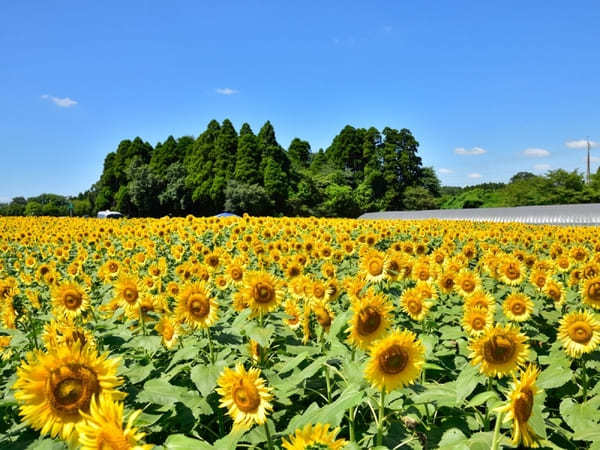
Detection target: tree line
<box><xmin>3</xmin><ymin>120</ymin><xmax>600</xmax><ymax>217</ymax></box>
<box><xmin>0</xmin><ymin>120</ymin><xmax>440</xmax><ymax>217</ymax></box>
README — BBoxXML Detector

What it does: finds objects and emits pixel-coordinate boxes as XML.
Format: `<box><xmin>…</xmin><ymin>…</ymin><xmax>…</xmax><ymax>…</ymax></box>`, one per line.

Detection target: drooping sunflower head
<box><xmin>155</xmin><ymin>314</ymin><xmax>181</xmax><ymax>349</ymax></box>
<box><xmin>282</xmin><ymin>423</ymin><xmax>348</xmax><ymax>450</ymax></box>
<box><xmin>13</xmin><ymin>343</ymin><xmax>123</xmax><ymax>443</ymax></box>
<box><xmin>469</xmin><ymin>324</ymin><xmax>529</xmax><ymax>378</ymax></box>
<box><xmin>42</xmin><ymin>319</ymin><xmax>96</xmax><ymax>351</ymax></box>
<box><xmin>347</xmin><ymin>293</ymin><xmax>392</xmax><ymax>350</ymax></box>
<box><xmin>243</xmin><ymin>271</ymin><xmax>284</xmax><ymax>316</ymax></box>
<box><xmin>502</xmin><ymin>292</ymin><xmax>534</xmax><ymax>322</ymax></box>
<box><xmin>364</xmin><ymin>329</ymin><xmax>425</xmax><ymax>392</ymax></box>
<box><xmin>495</xmin><ymin>364</ymin><xmax>542</xmax><ymax>448</ymax></box>
<box><xmin>400</xmin><ymin>288</ymin><xmax>432</xmax><ymax>322</ymax></box>
<box><xmin>582</xmin><ymin>276</ymin><xmax>600</xmax><ymax>310</ymax></box>
<box><xmin>558</xmin><ymin>309</ymin><xmax>600</xmax><ymax>358</ymax></box>
<box><xmin>216</xmin><ymin>363</ymin><xmax>273</xmax><ymax>430</ymax></box>
<box><xmin>52</xmin><ymin>282</ymin><xmax>89</xmax><ymax>319</ymax></box>
<box><xmin>462</xmin><ymin>307</ymin><xmax>493</xmax><ymax>336</ymax></box>
<box><xmin>176</xmin><ymin>282</ymin><xmax>218</xmax><ymax>329</ymax></box>
<box><xmin>311</xmin><ymin>300</ymin><xmax>334</xmax><ymax>332</ymax></box>
<box><xmin>283</xmin><ymin>299</ymin><xmax>302</xmax><ymax>330</ymax></box>
<box><xmin>76</xmin><ymin>393</ymin><xmax>153</xmax><ymax>450</ymax></box>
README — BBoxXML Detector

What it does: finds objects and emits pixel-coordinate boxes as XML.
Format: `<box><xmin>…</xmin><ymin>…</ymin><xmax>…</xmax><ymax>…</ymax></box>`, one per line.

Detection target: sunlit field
<box><xmin>1</xmin><ymin>216</ymin><xmax>599</xmax><ymax>449</ymax></box>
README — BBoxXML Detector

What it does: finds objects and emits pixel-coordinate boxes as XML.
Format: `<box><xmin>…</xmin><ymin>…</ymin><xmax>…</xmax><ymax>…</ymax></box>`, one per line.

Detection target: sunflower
<box><xmin>529</xmin><ymin>269</ymin><xmax>547</xmax><ymax>291</ymax></box>
<box><xmin>438</xmin><ymin>271</ymin><xmax>457</xmax><ymax>294</ymax></box>
<box><xmin>581</xmin><ymin>276</ymin><xmax>600</xmax><ymax>309</ymax></box>
<box><xmin>13</xmin><ymin>343</ymin><xmax>123</xmax><ymax>443</ymax></box>
<box><xmin>114</xmin><ymin>275</ymin><xmax>143</xmax><ymax>317</ymax></box>
<box><xmin>155</xmin><ymin>314</ymin><xmax>182</xmax><ymax>350</ymax></box>
<box><xmin>347</xmin><ymin>293</ymin><xmax>392</xmax><ymax>350</ymax></box>
<box><xmin>76</xmin><ymin>393</ymin><xmax>152</xmax><ymax>450</ymax></box>
<box><xmin>495</xmin><ymin>365</ymin><xmax>542</xmax><ymax>448</ymax></box>
<box><xmin>360</xmin><ymin>249</ymin><xmax>388</xmax><ymax>283</ymax></box>
<box><xmin>42</xmin><ymin>319</ymin><xmax>96</xmax><ymax>351</ymax></box>
<box><xmin>242</xmin><ymin>271</ymin><xmax>284</xmax><ymax>316</ymax></box>
<box><xmin>455</xmin><ymin>270</ymin><xmax>480</xmax><ymax>296</ymax></box>
<box><xmin>503</xmin><ymin>292</ymin><xmax>534</xmax><ymax>322</ymax></box>
<box><xmin>52</xmin><ymin>282</ymin><xmax>89</xmax><ymax>319</ymax></box>
<box><xmin>364</xmin><ymin>329</ymin><xmax>425</xmax><ymax>392</ymax></box>
<box><xmin>216</xmin><ymin>363</ymin><xmax>273</xmax><ymax>430</ymax></box>
<box><xmin>400</xmin><ymin>288</ymin><xmax>432</xmax><ymax>321</ymax></box>
<box><xmin>282</xmin><ymin>423</ymin><xmax>348</xmax><ymax>450</ymax></box>
<box><xmin>469</xmin><ymin>324</ymin><xmax>529</xmax><ymax>378</ymax></box>
<box><xmin>225</xmin><ymin>260</ymin><xmax>245</xmax><ymax>285</ymax></box>
<box><xmin>176</xmin><ymin>282</ymin><xmax>218</xmax><ymax>329</ymax></box>
<box><xmin>499</xmin><ymin>256</ymin><xmax>525</xmax><ymax>286</ymax></box>
<box><xmin>462</xmin><ymin>307</ymin><xmax>493</xmax><ymax>336</ymax></box>
<box><xmin>544</xmin><ymin>280</ymin><xmax>565</xmax><ymax>307</ymax></box>
<box><xmin>557</xmin><ymin>309</ymin><xmax>600</xmax><ymax>358</ymax></box>
<box><xmin>312</xmin><ymin>300</ymin><xmax>334</xmax><ymax>332</ymax></box>
<box><xmin>464</xmin><ymin>289</ymin><xmax>496</xmax><ymax>315</ymax></box>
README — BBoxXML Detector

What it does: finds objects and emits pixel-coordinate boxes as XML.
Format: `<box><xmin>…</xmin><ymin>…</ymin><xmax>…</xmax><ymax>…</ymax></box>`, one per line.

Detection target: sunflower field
<box><xmin>1</xmin><ymin>216</ymin><xmax>600</xmax><ymax>450</ymax></box>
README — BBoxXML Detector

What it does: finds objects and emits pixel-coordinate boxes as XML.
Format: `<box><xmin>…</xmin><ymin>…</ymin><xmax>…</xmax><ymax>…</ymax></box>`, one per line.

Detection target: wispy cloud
<box><xmin>533</xmin><ymin>163</ymin><xmax>551</xmax><ymax>171</ymax></box>
<box><xmin>216</xmin><ymin>88</ymin><xmax>239</xmax><ymax>96</ymax></box>
<box><xmin>590</xmin><ymin>156</ymin><xmax>600</xmax><ymax>163</ymax></box>
<box><xmin>455</xmin><ymin>147</ymin><xmax>486</xmax><ymax>156</ymax></box>
<box><xmin>41</xmin><ymin>94</ymin><xmax>78</xmax><ymax>108</ymax></box>
<box><xmin>0</xmin><ymin>196</ymin><xmax>11</xmax><ymax>204</ymax></box>
<box><xmin>468</xmin><ymin>173</ymin><xmax>482</xmax><ymax>179</ymax></box>
<box><xmin>437</xmin><ymin>168</ymin><xmax>453</xmax><ymax>174</ymax></box>
<box><xmin>523</xmin><ymin>148</ymin><xmax>550</xmax><ymax>157</ymax></box>
<box><xmin>566</xmin><ymin>139</ymin><xmax>598</xmax><ymax>149</ymax></box>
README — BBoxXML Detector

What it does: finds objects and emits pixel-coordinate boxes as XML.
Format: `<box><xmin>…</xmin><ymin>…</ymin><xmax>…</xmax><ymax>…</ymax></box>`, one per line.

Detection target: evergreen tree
<box><xmin>234</xmin><ymin>123</ymin><xmax>262</xmax><ymax>185</ymax></box>
<box><xmin>288</xmin><ymin>138</ymin><xmax>311</xmax><ymax>169</ymax></box>
<box><xmin>210</xmin><ymin>119</ymin><xmax>238</xmax><ymax>208</ymax></box>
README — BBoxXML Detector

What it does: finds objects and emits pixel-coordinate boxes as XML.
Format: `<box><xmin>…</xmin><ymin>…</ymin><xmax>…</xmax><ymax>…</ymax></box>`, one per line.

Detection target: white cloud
<box><xmin>437</xmin><ymin>168</ymin><xmax>453</xmax><ymax>174</ymax></box>
<box><xmin>216</xmin><ymin>88</ymin><xmax>239</xmax><ymax>95</ymax></box>
<box><xmin>566</xmin><ymin>139</ymin><xmax>599</xmax><ymax>149</ymax></box>
<box><xmin>523</xmin><ymin>148</ymin><xmax>550</xmax><ymax>157</ymax></box>
<box><xmin>0</xmin><ymin>196</ymin><xmax>11</xmax><ymax>204</ymax></box>
<box><xmin>533</xmin><ymin>163</ymin><xmax>551</xmax><ymax>171</ymax></box>
<box><xmin>454</xmin><ymin>147</ymin><xmax>486</xmax><ymax>156</ymax></box>
<box><xmin>468</xmin><ymin>173</ymin><xmax>482</xmax><ymax>179</ymax></box>
<box><xmin>41</xmin><ymin>94</ymin><xmax>77</xmax><ymax>107</ymax></box>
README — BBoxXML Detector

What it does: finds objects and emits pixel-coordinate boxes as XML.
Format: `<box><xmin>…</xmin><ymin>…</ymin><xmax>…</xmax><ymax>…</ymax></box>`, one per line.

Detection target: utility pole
<box><xmin>587</xmin><ymin>138</ymin><xmax>591</xmax><ymax>184</ymax></box>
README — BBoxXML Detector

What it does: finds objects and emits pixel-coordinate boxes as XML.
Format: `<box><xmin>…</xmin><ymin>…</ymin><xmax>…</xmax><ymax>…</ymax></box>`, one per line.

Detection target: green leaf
<box><xmin>164</xmin><ymin>434</ymin><xmax>212</xmax><ymax>450</ymax></box>
<box><xmin>244</xmin><ymin>323</ymin><xmax>274</xmax><ymax>347</ymax></box>
<box><xmin>138</xmin><ymin>378</ymin><xmax>211</xmax><ymax>417</ymax></box>
<box><xmin>122</xmin><ymin>362</ymin><xmax>154</xmax><ymax>384</ymax></box>
<box><xmin>466</xmin><ymin>391</ymin><xmax>499</xmax><ymax>408</ymax></box>
<box><xmin>26</xmin><ymin>439</ymin><xmax>67</xmax><ymax>449</ymax></box>
<box><xmin>190</xmin><ymin>361</ymin><xmax>227</xmax><ymax>397</ymax></box>
<box><xmin>560</xmin><ymin>396</ymin><xmax>600</xmax><ymax>434</ymax></box>
<box><xmin>438</xmin><ymin>428</ymin><xmax>469</xmax><ymax>450</ymax></box>
<box><xmin>166</xmin><ymin>344</ymin><xmax>199</xmax><ymax>370</ymax></box>
<box><xmin>124</xmin><ymin>335</ymin><xmax>162</xmax><ymax>355</ymax></box>
<box><xmin>455</xmin><ymin>363</ymin><xmax>484</xmax><ymax>405</ymax></box>
<box><xmin>413</xmin><ymin>382</ymin><xmax>457</xmax><ymax>407</ymax></box>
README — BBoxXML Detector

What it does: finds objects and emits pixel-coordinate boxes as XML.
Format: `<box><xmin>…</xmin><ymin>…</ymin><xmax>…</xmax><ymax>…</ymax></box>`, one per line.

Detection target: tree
<box><xmin>224</xmin><ymin>180</ymin><xmax>273</xmax><ymax>216</ymax></box>
<box><xmin>263</xmin><ymin>157</ymin><xmax>289</xmax><ymax>213</ymax></box>
<box><xmin>288</xmin><ymin>138</ymin><xmax>311</xmax><ymax>169</ymax></box>
<box><xmin>403</xmin><ymin>186</ymin><xmax>438</xmax><ymax>210</ymax></box>
<box><xmin>234</xmin><ymin>123</ymin><xmax>262</xmax><ymax>185</ymax></box>
<box><xmin>210</xmin><ymin>119</ymin><xmax>238</xmax><ymax>208</ymax></box>
<box><xmin>159</xmin><ymin>163</ymin><xmax>191</xmax><ymax>215</ymax></box>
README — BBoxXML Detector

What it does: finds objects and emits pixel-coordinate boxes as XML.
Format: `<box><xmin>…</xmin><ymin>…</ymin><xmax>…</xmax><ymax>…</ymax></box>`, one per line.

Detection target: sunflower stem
<box><xmin>581</xmin><ymin>356</ymin><xmax>588</xmax><ymax>402</ymax></box>
<box><xmin>348</xmin><ymin>406</ymin><xmax>356</xmax><ymax>442</ymax></box>
<box><xmin>490</xmin><ymin>411</ymin><xmax>504</xmax><ymax>450</ymax></box>
<box><xmin>206</xmin><ymin>327</ymin><xmax>215</xmax><ymax>364</ymax></box>
<box><xmin>139</xmin><ymin>306</ymin><xmax>147</xmax><ymax>336</ymax></box>
<box><xmin>28</xmin><ymin>309</ymin><xmax>39</xmax><ymax>350</ymax></box>
<box><xmin>324</xmin><ymin>365</ymin><xmax>332</xmax><ymax>403</ymax></box>
<box><xmin>264</xmin><ymin>420</ymin><xmax>274</xmax><ymax>450</ymax></box>
<box><xmin>376</xmin><ymin>388</ymin><xmax>386</xmax><ymax>446</ymax></box>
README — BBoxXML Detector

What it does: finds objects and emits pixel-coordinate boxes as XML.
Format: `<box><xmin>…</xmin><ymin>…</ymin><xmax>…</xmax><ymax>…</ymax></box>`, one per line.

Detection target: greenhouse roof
<box><xmin>359</xmin><ymin>203</ymin><xmax>600</xmax><ymax>226</ymax></box>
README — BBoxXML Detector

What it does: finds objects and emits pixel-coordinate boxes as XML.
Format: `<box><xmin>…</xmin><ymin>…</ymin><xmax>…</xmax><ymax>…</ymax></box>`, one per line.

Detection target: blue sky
<box><xmin>2</xmin><ymin>1</ymin><xmax>600</xmax><ymax>201</ymax></box>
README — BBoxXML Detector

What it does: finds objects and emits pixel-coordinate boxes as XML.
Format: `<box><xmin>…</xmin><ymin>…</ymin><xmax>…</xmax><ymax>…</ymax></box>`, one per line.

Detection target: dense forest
<box><xmin>2</xmin><ymin>120</ymin><xmax>600</xmax><ymax>218</ymax></box>
<box><xmin>1</xmin><ymin>120</ymin><xmax>441</xmax><ymax>217</ymax></box>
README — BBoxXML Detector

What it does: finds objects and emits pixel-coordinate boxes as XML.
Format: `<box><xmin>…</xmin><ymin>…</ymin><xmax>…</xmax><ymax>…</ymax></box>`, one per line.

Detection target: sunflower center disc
<box><xmin>254</xmin><ymin>283</ymin><xmax>274</xmax><ymax>304</ymax></box>
<box><xmin>505</xmin><ymin>264</ymin><xmax>520</xmax><ymax>280</ymax></box>
<box><xmin>443</xmin><ymin>278</ymin><xmax>454</xmax><ymax>289</ymax></box>
<box><xmin>369</xmin><ymin>260</ymin><xmax>383</xmax><ymax>276</ymax></box>
<box><xmin>189</xmin><ymin>296</ymin><xmax>209</xmax><ymax>319</ymax></box>
<box><xmin>358</xmin><ymin>306</ymin><xmax>381</xmax><ymax>335</ymax></box>
<box><xmin>379</xmin><ymin>344</ymin><xmax>409</xmax><ymax>375</ymax></box>
<box><xmin>108</xmin><ymin>262</ymin><xmax>118</xmax><ymax>273</ymax></box>
<box><xmin>472</xmin><ymin>318</ymin><xmax>485</xmax><ymax>330</ymax></box>
<box><xmin>514</xmin><ymin>389</ymin><xmax>533</xmax><ymax>423</ymax></box>
<box><xmin>124</xmin><ymin>287</ymin><xmax>138</xmax><ymax>304</ymax></box>
<box><xmin>462</xmin><ymin>280</ymin><xmax>474</xmax><ymax>292</ymax></box>
<box><xmin>408</xmin><ymin>300</ymin><xmax>422</xmax><ymax>315</ymax></box>
<box><xmin>63</xmin><ymin>290</ymin><xmax>82</xmax><ymax>310</ymax></box>
<box><xmin>231</xmin><ymin>268</ymin><xmax>242</xmax><ymax>281</ymax></box>
<box><xmin>587</xmin><ymin>282</ymin><xmax>600</xmax><ymax>301</ymax></box>
<box><xmin>483</xmin><ymin>334</ymin><xmax>516</xmax><ymax>364</ymax></box>
<box><xmin>568</xmin><ymin>321</ymin><xmax>593</xmax><ymax>344</ymax></box>
<box><xmin>511</xmin><ymin>302</ymin><xmax>525</xmax><ymax>315</ymax></box>
<box><xmin>232</xmin><ymin>381</ymin><xmax>261</xmax><ymax>413</ymax></box>
<box><xmin>49</xmin><ymin>364</ymin><xmax>99</xmax><ymax>414</ymax></box>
